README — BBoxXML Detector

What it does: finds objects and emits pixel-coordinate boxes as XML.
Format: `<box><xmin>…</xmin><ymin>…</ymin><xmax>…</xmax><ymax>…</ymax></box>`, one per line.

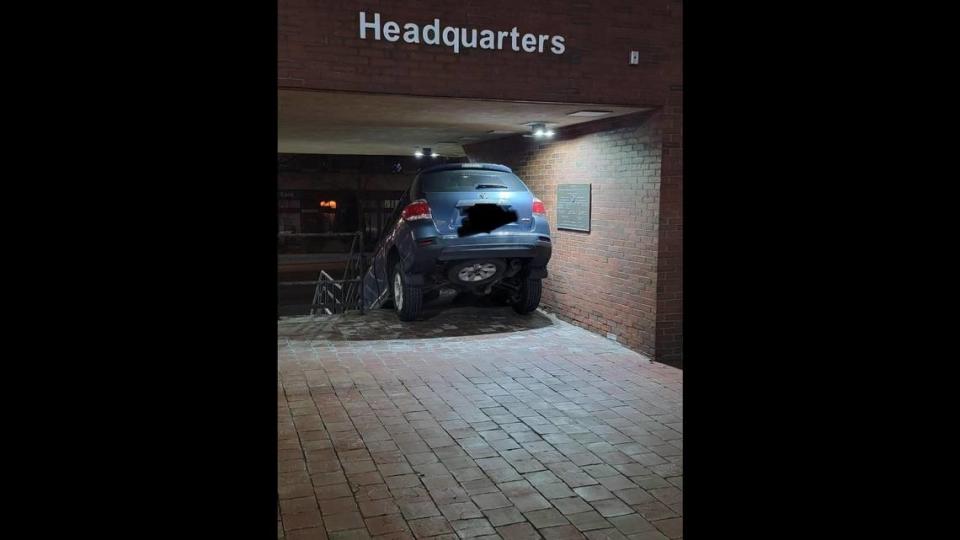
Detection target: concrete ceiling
<box><xmin>278</xmin><ymin>90</ymin><xmax>651</xmax><ymax>157</ymax></box>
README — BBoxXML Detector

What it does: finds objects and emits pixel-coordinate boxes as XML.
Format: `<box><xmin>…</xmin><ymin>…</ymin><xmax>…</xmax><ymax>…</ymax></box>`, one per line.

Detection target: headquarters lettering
<box><xmin>359</xmin><ymin>12</ymin><xmax>566</xmax><ymax>55</ymax></box>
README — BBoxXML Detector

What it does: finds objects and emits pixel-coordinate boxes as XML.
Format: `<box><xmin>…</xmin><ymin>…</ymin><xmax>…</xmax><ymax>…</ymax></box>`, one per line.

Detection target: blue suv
<box><xmin>362</xmin><ymin>163</ymin><xmax>552</xmax><ymax>321</ymax></box>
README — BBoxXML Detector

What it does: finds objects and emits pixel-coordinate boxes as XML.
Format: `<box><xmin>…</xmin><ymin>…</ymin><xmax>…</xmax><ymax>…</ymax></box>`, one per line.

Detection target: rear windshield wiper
<box><xmin>475</xmin><ymin>184</ymin><xmax>509</xmax><ymax>189</ymax></box>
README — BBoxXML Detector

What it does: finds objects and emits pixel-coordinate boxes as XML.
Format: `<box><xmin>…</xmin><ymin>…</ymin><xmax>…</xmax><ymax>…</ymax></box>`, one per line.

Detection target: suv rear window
<box><xmin>416</xmin><ymin>170</ymin><xmax>528</xmax><ymax>193</ymax></box>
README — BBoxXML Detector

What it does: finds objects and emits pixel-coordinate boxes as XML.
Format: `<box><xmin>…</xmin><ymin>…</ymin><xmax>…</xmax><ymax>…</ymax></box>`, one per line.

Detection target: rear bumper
<box><xmin>402</xmin><ymin>232</ymin><xmax>552</xmax><ymax>278</ymax></box>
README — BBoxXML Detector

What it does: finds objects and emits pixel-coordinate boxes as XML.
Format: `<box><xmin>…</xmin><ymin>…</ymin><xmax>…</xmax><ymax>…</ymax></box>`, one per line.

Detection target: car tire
<box><xmin>391</xmin><ymin>263</ymin><xmax>423</xmax><ymax>321</ymax></box>
<box><xmin>512</xmin><ymin>278</ymin><xmax>542</xmax><ymax>315</ymax></box>
<box><xmin>447</xmin><ymin>259</ymin><xmax>506</xmax><ymax>287</ymax></box>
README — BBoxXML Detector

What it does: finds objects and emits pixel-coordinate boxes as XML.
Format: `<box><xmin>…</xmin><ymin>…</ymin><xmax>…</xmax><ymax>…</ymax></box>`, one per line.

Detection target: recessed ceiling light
<box><xmin>567</xmin><ymin>110</ymin><xmax>613</xmax><ymax>117</ymax></box>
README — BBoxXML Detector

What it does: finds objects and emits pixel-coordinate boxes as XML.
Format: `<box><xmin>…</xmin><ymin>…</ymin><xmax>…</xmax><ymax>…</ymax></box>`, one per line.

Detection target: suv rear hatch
<box><xmin>417</xmin><ymin>169</ymin><xmax>535</xmax><ymax>235</ymax></box>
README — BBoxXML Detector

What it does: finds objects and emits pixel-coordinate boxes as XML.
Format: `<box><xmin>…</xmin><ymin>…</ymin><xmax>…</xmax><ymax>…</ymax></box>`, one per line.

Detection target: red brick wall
<box><xmin>656</xmin><ymin>89</ymin><xmax>682</xmax><ymax>366</ymax></box>
<box><xmin>465</xmin><ymin>112</ymin><xmax>664</xmax><ymax>358</ymax></box>
<box><xmin>279</xmin><ymin>0</ymin><xmax>682</xmax><ymax>107</ymax></box>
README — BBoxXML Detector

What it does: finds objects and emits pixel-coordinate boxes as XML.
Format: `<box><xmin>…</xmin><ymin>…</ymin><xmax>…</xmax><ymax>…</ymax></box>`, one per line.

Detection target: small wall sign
<box><xmin>556</xmin><ymin>184</ymin><xmax>591</xmax><ymax>232</ymax></box>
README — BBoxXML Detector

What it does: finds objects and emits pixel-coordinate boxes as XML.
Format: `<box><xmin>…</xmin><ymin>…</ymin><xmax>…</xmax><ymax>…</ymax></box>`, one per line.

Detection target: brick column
<box><xmin>655</xmin><ymin>86</ymin><xmax>682</xmax><ymax>366</ymax></box>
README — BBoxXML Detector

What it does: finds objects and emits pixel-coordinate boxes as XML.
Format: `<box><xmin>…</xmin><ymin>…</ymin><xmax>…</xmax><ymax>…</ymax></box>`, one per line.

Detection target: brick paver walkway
<box><xmin>278</xmin><ymin>303</ymin><xmax>682</xmax><ymax>540</ymax></box>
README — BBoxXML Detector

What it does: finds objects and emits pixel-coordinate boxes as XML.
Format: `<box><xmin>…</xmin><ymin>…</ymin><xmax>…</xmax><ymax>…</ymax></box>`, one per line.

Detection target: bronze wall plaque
<box><xmin>556</xmin><ymin>183</ymin><xmax>591</xmax><ymax>232</ymax></box>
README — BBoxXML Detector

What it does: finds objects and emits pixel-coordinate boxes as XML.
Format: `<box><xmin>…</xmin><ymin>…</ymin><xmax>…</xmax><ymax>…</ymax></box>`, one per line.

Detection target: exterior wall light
<box><xmin>415</xmin><ymin>147</ymin><xmax>438</xmax><ymax>158</ymax></box>
<box><xmin>531</xmin><ymin>123</ymin><xmax>554</xmax><ymax>138</ymax></box>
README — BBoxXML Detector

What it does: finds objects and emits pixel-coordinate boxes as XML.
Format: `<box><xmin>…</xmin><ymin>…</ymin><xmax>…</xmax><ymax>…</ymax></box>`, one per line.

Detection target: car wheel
<box><xmin>392</xmin><ymin>263</ymin><xmax>423</xmax><ymax>321</ymax></box>
<box><xmin>512</xmin><ymin>278</ymin><xmax>542</xmax><ymax>315</ymax></box>
<box><xmin>447</xmin><ymin>259</ymin><xmax>506</xmax><ymax>287</ymax></box>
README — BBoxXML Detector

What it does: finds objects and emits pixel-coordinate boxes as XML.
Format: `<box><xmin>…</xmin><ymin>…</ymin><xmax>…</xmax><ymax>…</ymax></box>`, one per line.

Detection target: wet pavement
<box><xmin>279</xmin><ymin>292</ymin><xmax>554</xmax><ymax>341</ymax></box>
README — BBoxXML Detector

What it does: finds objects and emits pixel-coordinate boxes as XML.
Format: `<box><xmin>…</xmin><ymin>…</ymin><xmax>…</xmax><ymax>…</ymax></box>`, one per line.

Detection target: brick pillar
<box><xmin>655</xmin><ymin>85</ymin><xmax>683</xmax><ymax>366</ymax></box>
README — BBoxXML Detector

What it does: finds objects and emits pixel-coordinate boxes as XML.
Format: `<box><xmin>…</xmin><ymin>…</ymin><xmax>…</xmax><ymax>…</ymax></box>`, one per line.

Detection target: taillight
<box><xmin>401</xmin><ymin>199</ymin><xmax>432</xmax><ymax>221</ymax></box>
<box><xmin>532</xmin><ymin>198</ymin><xmax>546</xmax><ymax>216</ymax></box>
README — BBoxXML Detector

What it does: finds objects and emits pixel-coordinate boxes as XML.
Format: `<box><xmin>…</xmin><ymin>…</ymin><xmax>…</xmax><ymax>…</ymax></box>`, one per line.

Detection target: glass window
<box><xmin>416</xmin><ymin>170</ymin><xmax>528</xmax><ymax>193</ymax></box>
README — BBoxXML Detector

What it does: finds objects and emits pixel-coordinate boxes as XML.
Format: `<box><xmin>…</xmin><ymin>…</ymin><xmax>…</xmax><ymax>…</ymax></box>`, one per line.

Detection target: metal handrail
<box><xmin>280</xmin><ymin>279</ymin><xmax>358</xmax><ymax>286</ymax></box>
<box><xmin>279</xmin><ymin>230</ymin><xmax>366</xmax><ymax>316</ymax></box>
<box><xmin>278</xmin><ymin>232</ymin><xmax>359</xmax><ymax>238</ymax></box>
